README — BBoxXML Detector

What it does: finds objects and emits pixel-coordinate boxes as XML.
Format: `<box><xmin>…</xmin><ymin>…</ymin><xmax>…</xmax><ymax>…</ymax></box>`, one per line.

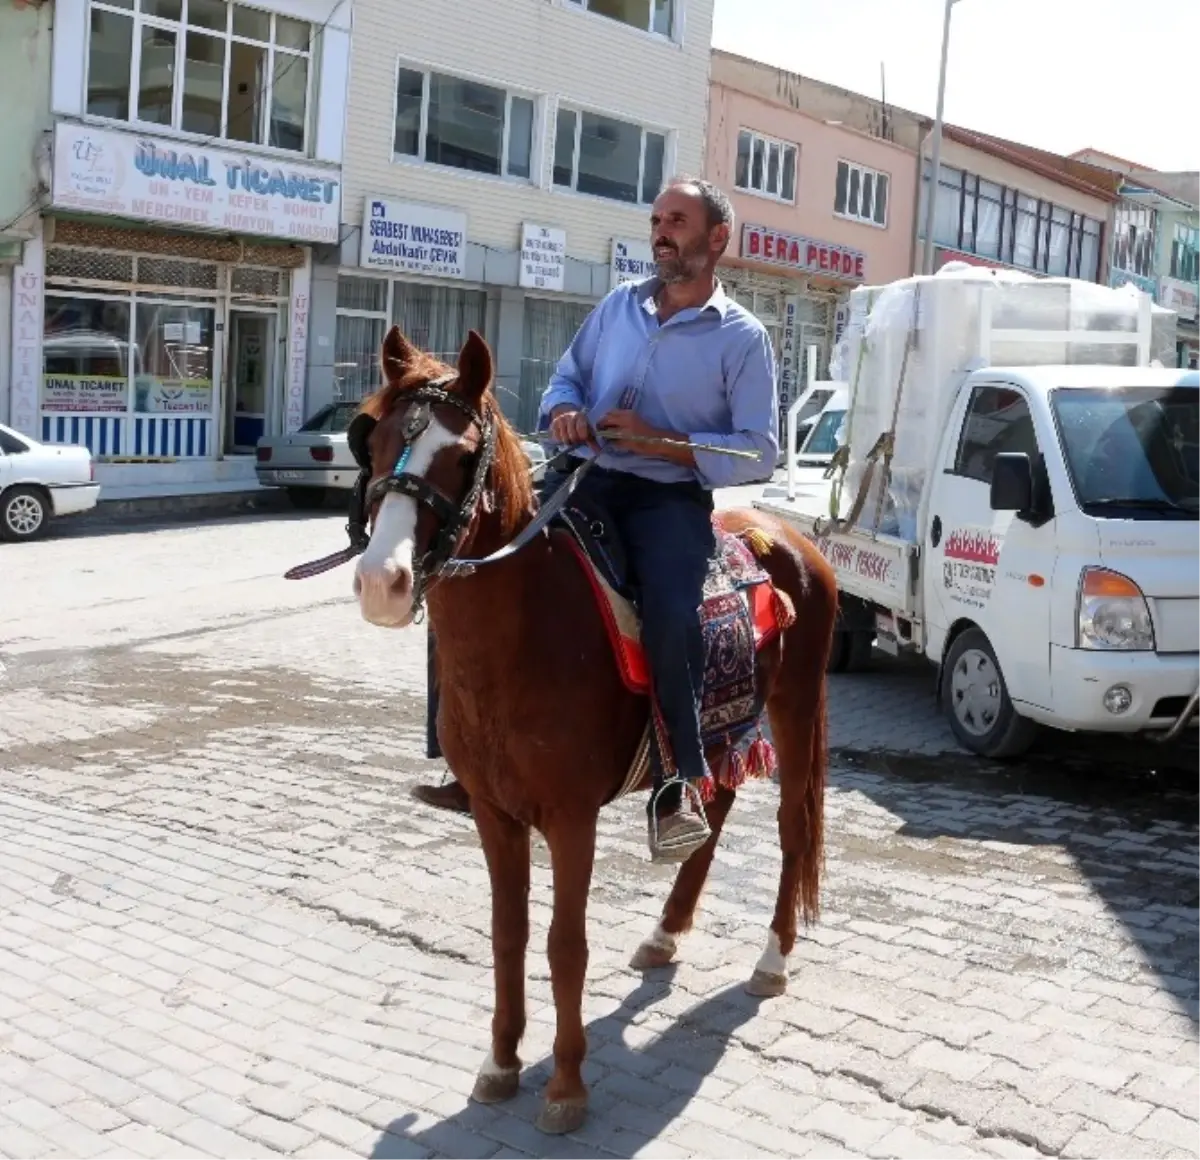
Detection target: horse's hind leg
<box><xmin>630</xmin><ymin>785</ymin><xmax>737</xmax><ymax>969</ymax></box>
<box><xmin>537</xmin><ymin>814</ymin><xmax>597</xmax><ymax>1135</ymax></box>
<box><xmin>752</xmin><ymin>629</ymin><xmax>832</xmax><ymax>995</ymax></box>
<box><xmin>470</xmin><ymin>799</ymin><xmax>530</xmax><ymax>1105</ymax></box>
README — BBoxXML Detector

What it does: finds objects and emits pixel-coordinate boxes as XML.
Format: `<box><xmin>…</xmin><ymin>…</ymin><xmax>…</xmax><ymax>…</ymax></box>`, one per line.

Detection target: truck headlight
<box><xmin>1077</xmin><ymin>568</ymin><xmax>1155</xmax><ymax>651</ymax></box>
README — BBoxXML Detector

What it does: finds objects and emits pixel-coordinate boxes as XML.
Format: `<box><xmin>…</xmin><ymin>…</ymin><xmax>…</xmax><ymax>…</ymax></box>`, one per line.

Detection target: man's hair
<box><xmin>662</xmin><ymin>175</ymin><xmax>735</xmax><ymax>235</ymax></box>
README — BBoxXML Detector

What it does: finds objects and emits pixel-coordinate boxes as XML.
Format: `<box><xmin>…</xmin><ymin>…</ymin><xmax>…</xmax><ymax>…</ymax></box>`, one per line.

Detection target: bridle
<box><xmin>284</xmin><ymin>374</ymin><xmax>594</xmax><ymax>596</ymax></box>
<box><xmin>345</xmin><ymin>374</ymin><xmax>496</xmax><ymax>620</ymax></box>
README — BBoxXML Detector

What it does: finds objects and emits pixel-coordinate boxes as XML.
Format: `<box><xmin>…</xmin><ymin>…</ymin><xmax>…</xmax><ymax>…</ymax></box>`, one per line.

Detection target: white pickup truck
<box><xmin>755</xmin><ymin>268</ymin><xmax>1198</xmax><ymax>758</ymax></box>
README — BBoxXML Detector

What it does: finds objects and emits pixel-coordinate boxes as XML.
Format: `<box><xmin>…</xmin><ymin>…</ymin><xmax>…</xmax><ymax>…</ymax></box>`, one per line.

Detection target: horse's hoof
<box><xmin>745</xmin><ymin>969</ymin><xmax>788</xmax><ymax>997</ymax></box>
<box><xmin>470</xmin><ymin>1066</ymin><xmax>520</xmax><ymax>1104</ymax></box>
<box><xmin>536</xmin><ymin>1097</ymin><xmax>588</xmax><ymax>1135</ymax></box>
<box><xmin>630</xmin><ymin>941</ymin><xmax>676</xmax><ymax>970</ymax></box>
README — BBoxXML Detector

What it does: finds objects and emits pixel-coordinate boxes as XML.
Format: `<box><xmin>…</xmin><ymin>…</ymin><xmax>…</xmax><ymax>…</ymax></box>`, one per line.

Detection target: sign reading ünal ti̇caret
<box><xmin>51</xmin><ymin>122</ymin><xmax>341</xmax><ymax>244</ymax></box>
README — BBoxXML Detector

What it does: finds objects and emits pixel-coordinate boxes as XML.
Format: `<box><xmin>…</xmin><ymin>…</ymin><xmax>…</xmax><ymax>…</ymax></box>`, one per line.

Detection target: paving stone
<box><xmin>0</xmin><ymin>513</ymin><xmax>1194</xmax><ymax>1160</ymax></box>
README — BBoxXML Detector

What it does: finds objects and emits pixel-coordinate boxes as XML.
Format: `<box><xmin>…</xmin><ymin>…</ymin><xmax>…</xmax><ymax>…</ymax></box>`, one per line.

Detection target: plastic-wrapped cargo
<box><xmin>827</xmin><ymin>264</ymin><xmax>1177</xmax><ymax>541</ymax></box>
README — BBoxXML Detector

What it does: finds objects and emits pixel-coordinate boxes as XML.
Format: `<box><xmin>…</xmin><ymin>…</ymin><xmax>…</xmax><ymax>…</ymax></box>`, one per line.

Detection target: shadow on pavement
<box><xmin>369</xmin><ymin>977</ymin><xmax>769</xmax><ymax>1159</ymax></box>
<box><xmin>832</xmin><ymin>736</ymin><xmax>1199</xmax><ymax>1025</ymax></box>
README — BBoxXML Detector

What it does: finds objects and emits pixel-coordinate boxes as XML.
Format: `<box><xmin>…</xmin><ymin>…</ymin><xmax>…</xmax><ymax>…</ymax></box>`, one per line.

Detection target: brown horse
<box><xmin>351</xmin><ymin>325</ymin><xmax>837</xmax><ymax>1135</ymax></box>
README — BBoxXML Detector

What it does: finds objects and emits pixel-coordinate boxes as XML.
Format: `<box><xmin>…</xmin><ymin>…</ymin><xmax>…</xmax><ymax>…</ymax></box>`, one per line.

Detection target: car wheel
<box><xmin>941</xmin><ymin>627</ymin><xmax>1039</xmax><ymax>759</ymax></box>
<box><xmin>286</xmin><ymin>487</ymin><xmax>327</xmax><ymax>511</ymax></box>
<box><xmin>0</xmin><ymin>486</ymin><xmax>49</xmax><ymax>542</ymax></box>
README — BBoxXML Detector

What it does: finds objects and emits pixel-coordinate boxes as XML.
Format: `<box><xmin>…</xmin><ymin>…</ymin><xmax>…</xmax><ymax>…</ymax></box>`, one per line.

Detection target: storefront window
<box><xmin>331</xmin><ymin>275</ymin><xmax>488</xmax><ymax>403</ymax></box>
<box><xmin>42</xmin><ymin>297</ymin><xmax>132</xmax><ymax>415</ymax></box>
<box><xmin>392</xmin><ymin>282</ymin><xmax>486</xmax><ymax>365</ymax></box>
<box><xmin>519</xmin><ymin>298</ymin><xmax>592</xmax><ymax>431</ymax></box>
<box><xmin>134</xmin><ymin>301</ymin><xmax>216</xmax><ymax>414</ymax></box>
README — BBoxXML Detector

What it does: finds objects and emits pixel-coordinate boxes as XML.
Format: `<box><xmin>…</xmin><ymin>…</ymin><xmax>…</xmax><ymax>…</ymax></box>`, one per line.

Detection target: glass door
<box><xmin>225</xmin><ymin>309</ymin><xmax>276</xmax><ymax>453</ymax></box>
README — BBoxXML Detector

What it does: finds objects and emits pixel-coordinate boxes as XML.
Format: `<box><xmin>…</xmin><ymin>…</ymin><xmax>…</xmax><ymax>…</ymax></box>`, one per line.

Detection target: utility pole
<box><xmin>921</xmin><ymin>0</ymin><xmax>959</xmax><ymax>275</ymax></box>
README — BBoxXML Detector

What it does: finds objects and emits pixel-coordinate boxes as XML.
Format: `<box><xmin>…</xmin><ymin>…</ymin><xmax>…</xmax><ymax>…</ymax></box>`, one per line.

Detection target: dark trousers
<box><xmin>426</xmin><ymin>460</ymin><xmax>716</xmax><ymax>802</ymax></box>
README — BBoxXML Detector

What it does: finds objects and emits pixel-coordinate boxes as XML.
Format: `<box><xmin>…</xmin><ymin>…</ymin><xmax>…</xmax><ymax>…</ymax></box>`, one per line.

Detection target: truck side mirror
<box><xmin>991</xmin><ymin>452</ymin><xmax>1034</xmax><ymax>513</ymax></box>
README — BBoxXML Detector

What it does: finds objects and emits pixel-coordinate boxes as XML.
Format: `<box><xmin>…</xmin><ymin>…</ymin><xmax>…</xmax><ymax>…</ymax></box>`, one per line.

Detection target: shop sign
<box><xmin>1159</xmin><ymin>275</ymin><xmax>1199</xmax><ymax>322</ymax></box>
<box><xmin>287</xmin><ymin>257</ymin><xmax>312</xmax><ymax>433</ymax></box>
<box><xmin>135</xmin><ymin>379</ymin><xmax>213</xmax><ymax>414</ymax></box>
<box><xmin>51</xmin><ymin>123</ymin><xmax>341</xmax><ymax>244</ymax></box>
<box><xmin>361</xmin><ymin>197</ymin><xmax>467</xmax><ymax>278</ymax></box>
<box><xmin>42</xmin><ymin>374</ymin><xmax>126</xmax><ymax>413</ymax></box>
<box><xmin>9</xmin><ymin>235</ymin><xmax>44</xmax><ymax>438</ymax></box>
<box><xmin>778</xmin><ymin>296</ymin><xmax>799</xmax><ymax>439</ymax></box>
<box><xmin>519</xmin><ymin>223</ymin><xmax>567</xmax><ymax>292</ymax></box>
<box><xmin>833</xmin><ymin>301</ymin><xmax>850</xmax><ymax>346</ymax></box>
<box><xmin>742</xmin><ymin>224</ymin><xmax>866</xmax><ymax>283</ymax></box>
<box><xmin>610</xmin><ymin>237</ymin><xmax>655</xmax><ymax>291</ymax></box>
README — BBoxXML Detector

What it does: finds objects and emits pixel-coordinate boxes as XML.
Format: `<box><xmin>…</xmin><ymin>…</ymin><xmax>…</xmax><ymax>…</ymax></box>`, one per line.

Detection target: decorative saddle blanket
<box><xmin>552</xmin><ymin>501</ymin><xmax>796</xmax><ymax>802</ymax></box>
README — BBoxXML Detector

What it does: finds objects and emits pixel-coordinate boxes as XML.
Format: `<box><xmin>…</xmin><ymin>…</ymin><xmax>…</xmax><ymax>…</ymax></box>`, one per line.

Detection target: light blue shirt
<box><xmin>537</xmin><ymin>276</ymin><xmax>779</xmax><ymax>489</ymax></box>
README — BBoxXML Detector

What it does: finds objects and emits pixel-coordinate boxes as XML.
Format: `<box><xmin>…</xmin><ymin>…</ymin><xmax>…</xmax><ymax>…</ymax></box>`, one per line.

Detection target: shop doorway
<box><xmin>225</xmin><ymin>309</ymin><xmax>277</xmax><ymax>453</ymax></box>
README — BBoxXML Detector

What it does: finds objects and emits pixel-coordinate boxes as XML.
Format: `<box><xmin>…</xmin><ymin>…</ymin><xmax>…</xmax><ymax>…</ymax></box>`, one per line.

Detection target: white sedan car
<box><xmin>256</xmin><ymin>401</ymin><xmax>548</xmax><ymax>510</ymax></box>
<box><xmin>0</xmin><ymin>422</ymin><xmax>100</xmax><ymax>542</ymax></box>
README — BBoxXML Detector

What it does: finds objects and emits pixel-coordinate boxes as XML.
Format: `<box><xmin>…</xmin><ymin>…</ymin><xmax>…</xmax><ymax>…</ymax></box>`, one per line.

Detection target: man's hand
<box><xmin>597</xmin><ymin>409</ymin><xmax>696</xmax><ymax>467</ymax></box>
<box><xmin>548</xmin><ymin>406</ymin><xmax>593</xmax><ymax>448</ymax></box>
<box><xmin>596</xmin><ymin>408</ymin><xmax>657</xmax><ymax>445</ymax></box>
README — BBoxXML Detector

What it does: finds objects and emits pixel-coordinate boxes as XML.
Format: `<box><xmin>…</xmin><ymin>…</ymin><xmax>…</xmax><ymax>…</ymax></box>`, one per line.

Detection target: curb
<box><xmin>95</xmin><ymin>488</ymin><xmax>296</xmax><ymax>521</ymax></box>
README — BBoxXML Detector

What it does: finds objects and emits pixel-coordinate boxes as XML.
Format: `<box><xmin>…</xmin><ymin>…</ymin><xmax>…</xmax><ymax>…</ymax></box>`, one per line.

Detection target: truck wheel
<box><xmin>941</xmin><ymin>627</ymin><xmax>1039</xmax><ymax>759</ymax></box>
<box><xmin>0</xmin><ymin>487</ymin><xmax>49</xmax><ymax>542</ymax></box>
<box><xmin>828</xmin><ymin>628</ymin><xmax>874</xmax><ymax>674</ymax></box>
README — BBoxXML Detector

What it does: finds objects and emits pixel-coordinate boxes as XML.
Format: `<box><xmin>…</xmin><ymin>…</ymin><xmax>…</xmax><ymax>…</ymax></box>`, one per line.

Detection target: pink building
<box><xmin>705</xmin><ymin>51</ymin><xmax>919</xmax><ymax>419</ymax></box>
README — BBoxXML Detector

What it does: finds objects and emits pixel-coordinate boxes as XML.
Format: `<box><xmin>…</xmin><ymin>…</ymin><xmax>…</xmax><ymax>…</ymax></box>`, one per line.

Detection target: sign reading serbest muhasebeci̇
<box><xmin>360</xmin><ymin>197</ymin><xmax>467</xmax><ymax>279</ymax></box>
<box><xmin>610</xmin><ymin>237</ymin><xmax>655</xmax><ymax>291</ymax></box>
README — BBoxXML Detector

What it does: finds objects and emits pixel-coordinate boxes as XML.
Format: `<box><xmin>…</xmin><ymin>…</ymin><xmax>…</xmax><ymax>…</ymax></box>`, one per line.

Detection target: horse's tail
<box><xmin>724</xmin><ymin>509</ymin><xmax>837</xmax><ymax>929</ymax></box>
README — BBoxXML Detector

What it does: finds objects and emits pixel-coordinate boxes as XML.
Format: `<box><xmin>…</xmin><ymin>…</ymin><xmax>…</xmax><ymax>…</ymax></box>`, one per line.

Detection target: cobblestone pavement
<box><xmin>0</xmin><ymin>509</ymin><xmax>1196</xmax><ymax>1160</ymax></box>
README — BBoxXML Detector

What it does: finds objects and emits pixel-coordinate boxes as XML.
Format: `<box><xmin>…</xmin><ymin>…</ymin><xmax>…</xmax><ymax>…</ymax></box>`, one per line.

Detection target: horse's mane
<box><xmin>358</xmin><ymin>350</ymin><xmax>534</xmax><ymax>536</ymax></box>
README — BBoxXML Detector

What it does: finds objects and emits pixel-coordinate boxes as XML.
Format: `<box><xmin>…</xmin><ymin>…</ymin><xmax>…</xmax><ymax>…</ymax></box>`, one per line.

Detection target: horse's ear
<box><xmin>456</xmin><ymin>329</ymin><xmax>493</xmax><ymax>402</ymax></box>
<box><xmin>381</xmin><ymin>325</ymin><xmax>417</xmax><ymax>384</ymax></box>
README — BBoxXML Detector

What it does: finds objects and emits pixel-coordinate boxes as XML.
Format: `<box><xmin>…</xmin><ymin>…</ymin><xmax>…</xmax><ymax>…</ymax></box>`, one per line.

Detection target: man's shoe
<box><xmin>411</xmin><ymin>780</ymin><xmax>472</xmax><ymax>814</ymax></box>
<box><xmin>648</xmin><ymin>806</ymin><xmax>711</xmax><ymax>864</ymax></box>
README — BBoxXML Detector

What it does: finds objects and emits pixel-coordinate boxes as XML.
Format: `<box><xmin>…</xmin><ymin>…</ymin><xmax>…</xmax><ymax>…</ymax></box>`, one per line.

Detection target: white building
<box><xmin>322</xmin><ymin>0</ymin><xmax>716</xmax><ymax>431</ymax></box>
<box><xmin>9</xmin><ymin>0</ymin><xmax>352</xmax><ymax>499</ymax></box>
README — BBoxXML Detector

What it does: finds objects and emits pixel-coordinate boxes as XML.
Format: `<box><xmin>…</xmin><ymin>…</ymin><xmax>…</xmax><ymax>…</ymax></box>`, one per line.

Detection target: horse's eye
<box><xmin>458</xmin><ymin>452</ymin><xmax>474</xmax><ymax>468</ymax></box>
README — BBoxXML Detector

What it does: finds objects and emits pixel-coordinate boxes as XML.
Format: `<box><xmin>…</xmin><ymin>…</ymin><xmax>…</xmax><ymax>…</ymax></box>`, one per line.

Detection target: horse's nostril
<box><xmin>352</xmin><ymin>573</ymin><xmax>363</xmax><ymax>596</ymax></box>
<box><xmin>389</xmin><ymin>570</ymin><xmax>412</xmax><ymax>597</ymax></box>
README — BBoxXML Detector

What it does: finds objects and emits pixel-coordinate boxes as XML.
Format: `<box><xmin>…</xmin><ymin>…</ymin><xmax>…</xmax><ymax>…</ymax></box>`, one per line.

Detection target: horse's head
<box><xmin>352</xmin><ymin>325</ymin><xmax>528</xmax><ymax>628</ymax></box>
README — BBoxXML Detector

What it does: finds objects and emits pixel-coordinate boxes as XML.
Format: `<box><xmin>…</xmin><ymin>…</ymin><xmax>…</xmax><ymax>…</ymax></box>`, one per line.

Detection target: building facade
<box><xmin>918</xmin><ymin>128</ymin><xmax>1117</xmax><ymax>285</ymax></box>
<box><xmin>1072</xmin><ymin>151</ymin><xmax>1200</xmax><ymax>369</ymax></box>
<box><xmin>7</xmin><ymin>0</ymin><xmax>351</xmax><ymax>499</ymax></box>
<box><xmin>328</xmin><ymin>0</ymin><xmax>715</xmax><ymax>433</ymax></box>
<box><xmin>0</xmin><ymin>0</ymin><xmax>54</xmax><ymax>430</ymax></box>
<box><xmin>704</xmin><ymin>51</ymin><xmax>919</xmax><ymax>429</ymax></box>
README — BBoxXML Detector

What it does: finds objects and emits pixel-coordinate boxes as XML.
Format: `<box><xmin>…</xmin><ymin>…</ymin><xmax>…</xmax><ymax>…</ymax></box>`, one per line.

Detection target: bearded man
<box><xmin>414</xmin><ymin>176</ymin><xmax>779</xmax><ymax>864</ymax></box>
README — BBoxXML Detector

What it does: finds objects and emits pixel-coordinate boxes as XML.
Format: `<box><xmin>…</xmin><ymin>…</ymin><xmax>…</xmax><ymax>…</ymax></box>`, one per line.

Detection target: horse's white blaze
<box><xmin>478</xmin><ymin>1051</ymin><xmax>518</xmax><ymax>1078</ymax></box>
<box><xmin>754</xmin><ymin>929</ymin><xmax>788</xmax><ymax>978</ymax></box>
<box><xmin>355</xmin><ymin>414</ymin><xmax>458</xmax><ymax>627</ymax></box>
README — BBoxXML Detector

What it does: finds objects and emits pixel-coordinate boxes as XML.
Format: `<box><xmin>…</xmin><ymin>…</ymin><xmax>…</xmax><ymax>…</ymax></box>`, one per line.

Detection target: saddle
<box><xmin>550</xmin><ymin>496</ymin><xmax>796</xmax><ymax>801</ymax></box>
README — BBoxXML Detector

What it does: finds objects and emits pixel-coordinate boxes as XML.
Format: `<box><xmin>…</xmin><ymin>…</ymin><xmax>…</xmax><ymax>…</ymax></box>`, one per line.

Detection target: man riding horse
<box><xmin>412</xmin><ymin>176</ymin><xmax>779</xmax><ymax>864</ymax></box>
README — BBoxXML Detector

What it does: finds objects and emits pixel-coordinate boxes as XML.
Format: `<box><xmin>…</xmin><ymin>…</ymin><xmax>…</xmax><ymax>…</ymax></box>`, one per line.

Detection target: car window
<box><xmin>299</xmin><ymin>403</ymin><xmax>360</xmax><ymax>434</ymax></box>
<box><xmin>954</xmin><ymin>386</ymin><xmax>1039</xmax><ymax>482</ymax></box>
<box><xmin>0</xmin><ymin>428</ymin><xmax>30</xmax><ymax>455</ymax></box>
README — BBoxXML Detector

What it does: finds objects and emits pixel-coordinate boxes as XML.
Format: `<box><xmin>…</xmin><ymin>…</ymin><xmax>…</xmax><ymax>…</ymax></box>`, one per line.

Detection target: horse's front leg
<box><xmin>469</xmin><ymin>797</ymin><xmax>530</xmax><ymax>1104</ymax></box>
<box><xmin>631</xmin><ymin>785</ymin><xmax>737</xmax><ymax>969</ymax></box>
<box><xmin>537</xmin><ymin>814</ymin><xmax>597</xmax><ymax>1135</ymax></box>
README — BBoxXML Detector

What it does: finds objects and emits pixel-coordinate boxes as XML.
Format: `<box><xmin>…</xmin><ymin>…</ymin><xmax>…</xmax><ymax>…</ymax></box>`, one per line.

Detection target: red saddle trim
<box><xmin>556</xmin><ymin>529</ymin><xmax>791</xmax><ymax>698</ymax></box>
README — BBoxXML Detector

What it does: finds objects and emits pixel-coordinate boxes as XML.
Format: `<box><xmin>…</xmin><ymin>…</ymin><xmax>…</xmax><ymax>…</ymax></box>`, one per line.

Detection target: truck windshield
<box><xmin>1051</xmin><ymin>386</ymin><xmax>1198</xmax><ymax>518</ymax></box>
<box><xmin>802</xmin><ymin>408</ymin><xmax>847</xmax><ymax>455</ymax></box>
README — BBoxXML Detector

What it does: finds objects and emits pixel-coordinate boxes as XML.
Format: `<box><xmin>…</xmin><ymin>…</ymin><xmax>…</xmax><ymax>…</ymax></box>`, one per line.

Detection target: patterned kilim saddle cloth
<box><xmin>552</xmin><ymin>499</ymin><xmax>796</xmax><ymax>803</ymax></box>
